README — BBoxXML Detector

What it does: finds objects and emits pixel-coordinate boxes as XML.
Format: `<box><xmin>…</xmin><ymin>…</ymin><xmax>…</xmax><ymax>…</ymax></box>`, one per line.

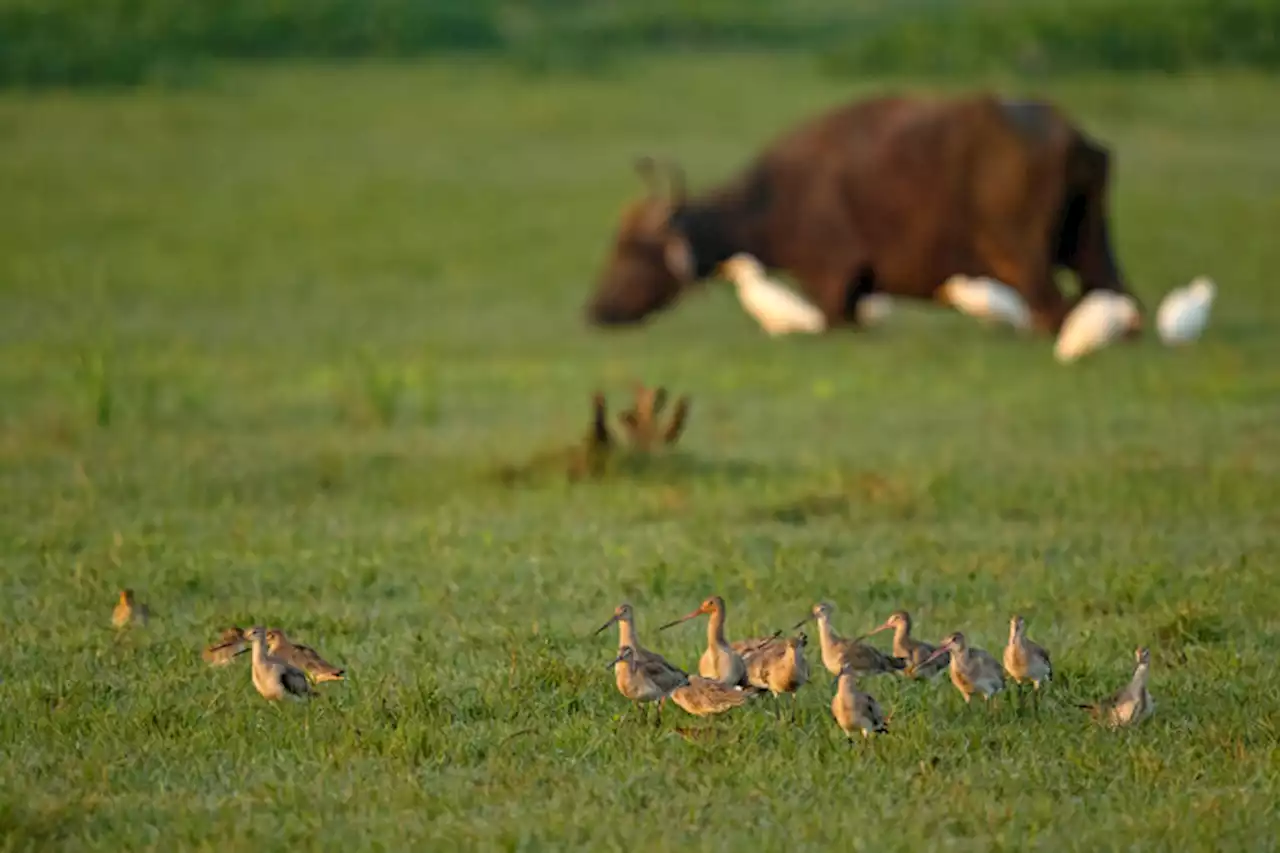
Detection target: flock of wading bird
<box><xmin>594</xmin><ymin>597</ymin><xmax>1154</xmax><ymax>740</ymax></box>
<box><xmin>112</xmin><ymin>586</ymin><xmax>1154</xmax><ymax>736</ymax></box>
<box><xmin>114</xmin><ymin>590</ymin><xmax>347</xmax><ymax>702</ymax></box>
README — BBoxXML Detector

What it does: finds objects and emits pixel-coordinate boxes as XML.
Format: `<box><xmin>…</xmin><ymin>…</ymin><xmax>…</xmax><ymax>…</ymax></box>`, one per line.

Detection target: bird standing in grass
<box><xmin>1077</xmin><ymin>646</ymin><xmax>1154</xmax><ymax>728</ymax></box>
<box><xmin>743</xmin><ymin>632</ymin><xmax>809</xmax><ymax>721</ymax></box>
<box><xmin>831</xmin><ymin>664</ymin><xmax>888</xmax><ymax>740</ymax></box>
<box><xmin>1003</xmin><ymin>615</ymin><xmax>1052</xmax><ymax>709</ymax></box>
<box><xmin>796</xmin><ymin>602</ymin><xmax>907</xmax><ymax>679</ymax></box>
<box><xmin>1156</xmin><ymin>275</ymin><xmax>1215</xmax><ymax>345</ymax></box>
<box><xmin>719</xmin><ymin>253</ymin><xmax>826</xmax><ymax>336</ymax></box>
<box><xmin>245</xmin><ymin>625</ymin><xmax>312</xmax><ymax>702</ymax></box>
<box><xmin>938</xmin><ymin>275</ymin><xmax>1032</xmax><ymax>331</ymax></box>
<box><xmin>862</xmin><ymin>610</ymin><xmax>948</xmax><ymax>679</ymax></box>
<box><xmin>920</xmin><ymin>632</ymin><xmax>1005</xmax><ymax>707</ymax></box>
<box><xmin>266</xmin><ymin>628</ymin><xmax>345</xmax><ymax>683</ymax></box>
<box><xmin>112</xmin><ymin>589</ymin><xmax>149</xmax><ymax>629</ymax></box>
<box><xmin>604</xmin><ymin>646</ymin><xmax>689</xmax><ymax>725</ymax></box>
<box><xmin>659</xmin><ymin>595</ymin><xmax>774</xmax><ymax>687</ymax></box>
<box><xmin>596</xmin><ymin>604</ymin><xmax>688</xmax><ymax>724</ymax></box>
<box><xmin>1054</xmin><ymin>290</ymin><xmax>1141</xmax><ymax>363</ymax></box>
<box><xmin>667</xmin><ymin>672</ymin><xmax>763</xmax><ymax>718</ymax></box>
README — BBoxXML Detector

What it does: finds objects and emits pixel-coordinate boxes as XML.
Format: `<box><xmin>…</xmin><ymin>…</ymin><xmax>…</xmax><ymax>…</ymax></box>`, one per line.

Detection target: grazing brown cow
<box><xmin>586</xmin><ymin>93</ymin><xmax>1139</xmax><ymax>336</ymax></box>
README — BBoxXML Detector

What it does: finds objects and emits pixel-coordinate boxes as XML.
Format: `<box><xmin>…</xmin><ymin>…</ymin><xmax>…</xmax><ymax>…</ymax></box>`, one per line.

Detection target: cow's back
<box><xmin>754</xmin><ymin>94</ymin><xmax>1076</xmax><ymax>297</ymax></box>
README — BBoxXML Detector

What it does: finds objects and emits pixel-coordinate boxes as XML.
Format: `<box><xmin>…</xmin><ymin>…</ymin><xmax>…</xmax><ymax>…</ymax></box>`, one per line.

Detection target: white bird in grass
<box><xmin>1156</xmin><ymin>276</ymin><xmax>1215</xmax><ymax>345</ymax></box>
<box><xmin>938</xmin><ymin>275</ymin><xmax>1032</xmax><ymax>332</ymax></box>
<box><xmin>1054</xmin><ymin>290</ymin><xmax>1141</xmax><ymax>364</ymax></box>
<box><xmin>719</xmin><ymin>253</ymin><xmax>826</xmax><ymax>336</ymax></box>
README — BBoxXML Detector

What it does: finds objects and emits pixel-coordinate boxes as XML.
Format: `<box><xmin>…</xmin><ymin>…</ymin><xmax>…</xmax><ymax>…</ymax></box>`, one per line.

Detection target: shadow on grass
<box><xmin>747</xmin><ymin>470</ymin><xmax>923</xmax><ymax>526</ymax></box>
<box><xmin>491</xmin><ymin>447</ymin><xmax>773</xmax><ymax>491</ymax></box>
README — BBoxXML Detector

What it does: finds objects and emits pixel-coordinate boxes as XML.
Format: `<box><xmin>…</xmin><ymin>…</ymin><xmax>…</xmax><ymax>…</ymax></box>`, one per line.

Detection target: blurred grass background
<box><xmin>3</xmin><ymin>0</ymin><xmax>1279</xmax><ymax>87</ymax></box>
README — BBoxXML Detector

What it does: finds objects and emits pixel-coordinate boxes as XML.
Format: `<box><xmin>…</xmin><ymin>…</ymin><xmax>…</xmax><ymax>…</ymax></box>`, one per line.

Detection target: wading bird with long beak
<box><xmin>658</xmin><ymin>595</ymin><xmax>777</xmax><ymax>687</ymax></box>
<box><xmin>202</xmin><ymin>626</ymin><xmax>248</xmax><ymax>666</ymax></box>
<box><xmin>603</xmin><ymin>646</ymin><xmax>689</xmax><ymax>726</ymax></box>
<box><xmin>1003</xmin><ymin>615</ymin><xmax>1052</xmax><ymax>709</ymax></box>
<box><xmin>831</xmin><ymin>664</ymin><xmax>888</xmax><ymax>740</ymax></box>
<box><xmin>1077</xmin><ymin>646</ymin><xmax>1154</xmax><ymax>728</ymax></box>
<box><xmin>862</xmin><ymin>610</ymin><xmax>948</xmax><ymax>679</ymax></box>
<box><xmin>266</xmin><ymin>629</ymin><xmax>345</xmax><ymax>683</ymax></box>
<box><xmin>669</xmin><ymin>671</ymin><xmax>763</xmax><ymax>718</ymax></box>
<box><xmin>596</xmin><ymin>603</ymin><xmax>687</xmax><ymax>725</ymax></box>
<box><xmin>743</xmin><ymin>632</ymin><xmax>810</xmax><ymax>721</ymax></box>
<box><xmin>244</xmin><ymin>626</ymin><xmax>312</xmax><ymax>702</ymax></box>
<box><xmin>920</xmin><ymin>632</ymin><xmax>1005</xmax><ymax>707</ymax></box>
<box><xmin>796</xmin><ymin>602</ymin><xmax>907</xmax><ymax>679</ymax></box>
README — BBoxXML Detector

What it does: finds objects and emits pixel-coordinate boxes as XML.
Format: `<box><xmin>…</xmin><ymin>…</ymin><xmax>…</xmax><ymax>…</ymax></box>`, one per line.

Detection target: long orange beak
<box><xmin>792</xmin><ymin>614</ymin><xmax>814</xmax><ymax>631</ymax></box>
<box><xmin>605</xmin><ymin>650</ymin><xmax>629</xmax><ymax>669</ymax></box>
<box><xmin>920</xmin><ymin>643</ymin><xmax>951</xmax><ymax>666</ymax></box>
<box><xmin>852</xmin><ymin>621</ymin><xmax>892</xmax><ymax>643</ymax></box>
<box><xmin>594</xmin><ymin>614</ymin><xmax>619</xmax><ymax>636</ymax></box>
<box><xmin>658</xmin><ymin>607</ymin><xmax>705</xmax><ymax>631</ymax></box>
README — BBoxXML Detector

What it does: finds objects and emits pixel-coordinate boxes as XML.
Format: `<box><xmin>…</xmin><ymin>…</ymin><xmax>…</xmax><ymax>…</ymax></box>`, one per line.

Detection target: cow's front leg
<box><xmin>795</xmin><ymin>261</ymin><xmax>871</xmax><ymax>332</ymax></box>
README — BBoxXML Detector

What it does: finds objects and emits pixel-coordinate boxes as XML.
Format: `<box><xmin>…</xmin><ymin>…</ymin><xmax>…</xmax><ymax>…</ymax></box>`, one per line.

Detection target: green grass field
<box><xmin>2</xmin><ymin>56</ymin><xmax>1279</xmax><ymax>850</ymax></box>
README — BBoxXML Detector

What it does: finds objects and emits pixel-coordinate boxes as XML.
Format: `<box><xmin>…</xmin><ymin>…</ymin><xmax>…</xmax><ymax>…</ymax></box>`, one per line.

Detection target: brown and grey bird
<box><xmin>245</xmin><ymin>625</ymin><xmax>312</xmax><ymax>702</ymax></box>
<box><xmin>920</xmin><ymin>631</ymin><xmax>1005</xmax><ymax>706</ymax></box>
<box><xmin>659</xmin><ymin>595</ymin><xmax>775</xmax><ymax>687</ymax></box>
<box><xmin>796</xmin><ymin>602</ymin><xmax>907</xmax><ymax>678</ymax></box>
<box><xmin>744</xmin><ymin>632</ymin><xmax>810</xmax><ymax>720</ymax></box>
<box><xmin>265</xmin><ymin>629</ymin><xmax>345</xmax><ymax>683</ymax></box>
<box><xmin>831</xmin><ymin>664</ymin><xmax>888</xmax><ymax>739</ymax></box>
<box><xmin>202</xmin><ymin>626</ymin><xmax>248</xmax><ymax>666</ymax></box>
<box><xmin>863</xmin><ymin>610</ymin><xmax>948</xmax><ymax>679</ymax></box>
<box><xmin>597</xmin><ymin>603</ymin><xmax>688</xmax><ymax>724</ymax></box>
<box><xmin>1003</xmin><ymin>615</ymin><xmax>1053</xmax><ymax>697</ymax></box>
<box><xmin>111</xmin><ymin>589</ymin><xmax>149</xmax><ymax>629</ymax></box>
<box><xmin>1077</xmin><ymin>646</ymin><xmax>1154</xmax><ymax>728</ymax></box>
<box><xmin>668</xmin><ymin>673</ymin><xmax>763</xmax><ymax>718</ymax></box>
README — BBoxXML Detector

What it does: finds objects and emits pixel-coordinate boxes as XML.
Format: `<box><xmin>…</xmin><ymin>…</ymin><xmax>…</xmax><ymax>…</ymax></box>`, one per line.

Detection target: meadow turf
<box><xmin>1</xmin><ymin>57</ymin><xmax>1279</xmax><ymax>850</ymax></box>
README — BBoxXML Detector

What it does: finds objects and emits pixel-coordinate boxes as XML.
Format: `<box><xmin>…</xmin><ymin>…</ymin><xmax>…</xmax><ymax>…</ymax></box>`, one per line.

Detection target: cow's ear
<box><xmin>663</xmin><ymin>234</ymin><xmax>695</xmax><ymax>282</ymax></box>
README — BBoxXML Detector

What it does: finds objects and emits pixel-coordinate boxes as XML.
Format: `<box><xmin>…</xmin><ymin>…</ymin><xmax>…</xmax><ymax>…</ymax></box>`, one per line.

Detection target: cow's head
<box><xmin>585</xmin><ymin>158</ymin><xmax>699</xmax><ymax>326</ymax></box>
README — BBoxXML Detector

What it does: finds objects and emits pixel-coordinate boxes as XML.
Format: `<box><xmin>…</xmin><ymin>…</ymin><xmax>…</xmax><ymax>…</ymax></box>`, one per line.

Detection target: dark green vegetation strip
<box><xmin>2</xmin><ymin>0</ymin><xmax>1279</xmax><ymax>87</ymax></box>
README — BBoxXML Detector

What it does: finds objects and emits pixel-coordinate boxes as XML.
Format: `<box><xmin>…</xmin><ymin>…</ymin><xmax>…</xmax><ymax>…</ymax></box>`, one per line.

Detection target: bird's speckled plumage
<box><xmin>923</xmin><ymin>632</ymin><xmax>1005</xmax><ymax>704</ymax></box>
<box><xmin>831</xmin><ymin>666</ymin><xmax>888</xmax><ymax>739</ymax></box>
<box><xmin>1003</xmin><ymin>615</ymin><xmax>1053</xmax><ymax>690</ymax></box>
<box><xmin>265</xmin><ymin>629</ymin><xmax>345</xmax><ymax>683</ymax></box>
